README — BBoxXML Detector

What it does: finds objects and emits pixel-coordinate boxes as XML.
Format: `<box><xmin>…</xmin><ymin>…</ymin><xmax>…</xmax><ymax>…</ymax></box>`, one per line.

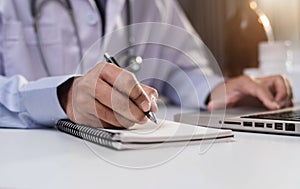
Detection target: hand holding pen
<box><xmin>59</xmin><ymin>54</ymin><xmax>158</xmax><ymax>129</ymax></box>
<box><xmin>104</xmin><ymin>53</ymin><xmax>158</xmax><ymax>124</ymax></box>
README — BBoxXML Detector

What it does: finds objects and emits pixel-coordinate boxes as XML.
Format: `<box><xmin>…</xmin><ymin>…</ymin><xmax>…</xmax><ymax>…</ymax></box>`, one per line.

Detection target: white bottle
<box><xmin>258</xmin><ymin>41</ymin><xmax>292</xmax><ymax>76</ymax></box>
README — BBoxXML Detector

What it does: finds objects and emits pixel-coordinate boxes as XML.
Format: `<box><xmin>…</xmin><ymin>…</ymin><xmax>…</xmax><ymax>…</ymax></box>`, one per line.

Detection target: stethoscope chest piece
<box><xmin>125</xmin><ymin>55</ymin><xmax>143</xmax><ymax>73</ymax></box>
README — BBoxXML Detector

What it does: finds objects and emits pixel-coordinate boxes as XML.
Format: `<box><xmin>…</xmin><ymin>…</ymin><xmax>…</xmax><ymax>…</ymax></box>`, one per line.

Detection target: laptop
<box><xmin>174</xmin><ymin>106</ymin><xmax>300</xmax><ymax>136</ymax></box>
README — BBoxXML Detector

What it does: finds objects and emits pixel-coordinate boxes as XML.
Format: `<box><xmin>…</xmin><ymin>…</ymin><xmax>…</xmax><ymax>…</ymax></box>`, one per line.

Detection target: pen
<box><xmin>104</xmin><ymin>53</ymin><xmax>158</xmax><ymax>124</ymax></box>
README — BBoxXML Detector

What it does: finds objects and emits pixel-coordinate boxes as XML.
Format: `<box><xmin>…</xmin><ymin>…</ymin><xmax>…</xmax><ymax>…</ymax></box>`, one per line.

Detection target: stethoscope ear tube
<box><xmin>31</xmin><ymin>0</ymin><xmax>81</xmax><ymax>76</ymax></box>
<box><xmin>123</xmin><ymin>0</ymin><xmax>142</xmax><ymax>73</ymax></box>
<box><xmin>31</xmin><ymin>0</ymin><xmax>37</xmax><ymax>18</ymax></box>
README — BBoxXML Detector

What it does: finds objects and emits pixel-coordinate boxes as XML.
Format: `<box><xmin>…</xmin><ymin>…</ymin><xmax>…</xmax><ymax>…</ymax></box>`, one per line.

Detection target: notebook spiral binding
<box><xmin>56</xmin><ymin>119</ymin><xmax>115</xmax><ymax>149</ymax></box>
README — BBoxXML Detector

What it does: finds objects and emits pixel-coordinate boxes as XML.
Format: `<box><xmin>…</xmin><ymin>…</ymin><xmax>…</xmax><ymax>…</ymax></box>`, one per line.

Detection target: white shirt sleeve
<box><xmin>0</xmin><ymin>75</ymin><xmax>71</xmax><ymax>128</ymax></box>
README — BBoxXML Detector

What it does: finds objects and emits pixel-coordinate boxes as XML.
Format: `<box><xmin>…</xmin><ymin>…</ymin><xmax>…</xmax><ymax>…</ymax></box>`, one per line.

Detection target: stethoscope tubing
<box><xmin>31</xmin><ymin>0</ymin><xmax>83</xmax><ymax>75</ymax></box>
<box><xmin>31</xmin><ymin>0</ymin><xmax>140</xmax><ymax>76</ymax></box>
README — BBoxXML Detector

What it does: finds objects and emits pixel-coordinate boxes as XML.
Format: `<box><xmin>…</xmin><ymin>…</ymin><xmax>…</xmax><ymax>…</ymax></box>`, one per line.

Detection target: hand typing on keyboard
<box><xmin>208</xmin><ymin>75</ymin><xmax>293</xmax><ymax>111</ymax></box>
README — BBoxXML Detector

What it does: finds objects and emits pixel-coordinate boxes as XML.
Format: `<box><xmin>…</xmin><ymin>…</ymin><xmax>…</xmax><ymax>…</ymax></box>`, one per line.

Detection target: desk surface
<box><xmin>1</xmin><ymin>106</ymin><xmax>300</xmax><ymax>189</ymax></box>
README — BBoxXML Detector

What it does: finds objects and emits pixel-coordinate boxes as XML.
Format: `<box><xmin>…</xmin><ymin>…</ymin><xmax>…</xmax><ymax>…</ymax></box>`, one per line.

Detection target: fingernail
<box><xmin>151</xmin><ymin>95</ymin><xmax>157</xmax><ymax>102</ymax></box>
<box><xmin>151</xmin><ymin>101</ymin><xmax>158</xmax><ymax>113</ymax></box>
<box><xmin>140</xmin><ymin>100</ymin><xmax>150</xmax><ymax>112</ymax></box>
<box><xmin>150</xmin><ymin>95</ymin><xmax>158</xmax><ymax>112</ymax></box>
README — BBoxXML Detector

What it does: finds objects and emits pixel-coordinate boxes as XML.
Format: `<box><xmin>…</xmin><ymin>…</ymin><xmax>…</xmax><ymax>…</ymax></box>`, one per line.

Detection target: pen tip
<box><xmin>148</xmin><ymin>111</ymin><xmax>158</xmax><ymax>125</ymax></box>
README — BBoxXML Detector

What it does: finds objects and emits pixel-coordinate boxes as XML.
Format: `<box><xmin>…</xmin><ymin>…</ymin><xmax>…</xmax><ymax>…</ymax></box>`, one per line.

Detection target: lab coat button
<box><xmin>86</xmin><ymin>12</ymin><xmax>98</xmax><ymax>26</ymax></box>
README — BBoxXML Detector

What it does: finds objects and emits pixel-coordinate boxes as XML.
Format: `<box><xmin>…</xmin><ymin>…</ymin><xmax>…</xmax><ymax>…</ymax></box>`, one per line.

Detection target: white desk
<box><xmin>1</xmin><ymin>107</ymin><xmax>300</xmax><ymax>189</ymax></box>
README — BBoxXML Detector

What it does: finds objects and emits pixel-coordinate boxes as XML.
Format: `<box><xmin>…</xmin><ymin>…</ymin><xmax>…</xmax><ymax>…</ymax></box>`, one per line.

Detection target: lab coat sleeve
<box><xmin>0</xmin><ymin>75</ymin><xmax>74</xmax><ymax>128</ymax></box>
<box><xmin>0</xmin><ymin>2</ymin><xmax>73</xmax><ymax>129</ymax></box>
<box><xmin>163</xmin><ymin>69</ymin><xmax>224</xmax><ymax>109</ymax></box>
<box><xmin>159</xmin><ymin>0</ymin><xmax>224</xmax><ymax>109</ymax></box>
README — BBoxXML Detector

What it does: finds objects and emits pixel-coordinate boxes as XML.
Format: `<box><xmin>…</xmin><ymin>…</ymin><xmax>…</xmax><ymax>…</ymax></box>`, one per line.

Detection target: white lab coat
<box><xmin>0</xmin><ymin>0</ymin><xmax>223</xmax><ymax>128</ymax></box>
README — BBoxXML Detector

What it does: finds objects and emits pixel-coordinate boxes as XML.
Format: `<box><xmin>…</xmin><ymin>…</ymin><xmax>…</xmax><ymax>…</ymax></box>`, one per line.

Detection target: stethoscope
<box><xmin>31</xmin><ymin>0</ymin><xmax>143</xmax><ymax>76</ymax></box>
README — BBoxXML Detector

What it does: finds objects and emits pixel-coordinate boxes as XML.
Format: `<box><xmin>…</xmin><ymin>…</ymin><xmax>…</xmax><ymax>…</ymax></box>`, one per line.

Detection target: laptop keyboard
<box><xmin>242</xmin><ymin>110</ymin><xmax>300</xmax><ymax>122</ymax></box>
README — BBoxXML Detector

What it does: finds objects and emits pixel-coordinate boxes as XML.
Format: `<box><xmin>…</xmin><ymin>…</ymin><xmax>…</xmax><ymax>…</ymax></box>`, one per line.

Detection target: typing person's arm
<box><xmin>167</xmin><ymin>1</ymin><xmax>293</xmax><ymax>110</ymax></box>
<box><xmin>141</xmin><ymin>0</ymin><xmax>292</xmax><ymax>110</ymax></box>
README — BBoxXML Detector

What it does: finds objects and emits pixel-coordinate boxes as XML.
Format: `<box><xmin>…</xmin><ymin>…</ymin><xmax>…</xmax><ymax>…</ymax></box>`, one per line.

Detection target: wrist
<box><xmin>205</xmin><ymin>93</ymin><xmax>211</xmax><ymax>106</ymax></box>
<box><xmin>57</xmin><ymin>77</ymin><xmax>75</xmax><ymax>112</ymax></box>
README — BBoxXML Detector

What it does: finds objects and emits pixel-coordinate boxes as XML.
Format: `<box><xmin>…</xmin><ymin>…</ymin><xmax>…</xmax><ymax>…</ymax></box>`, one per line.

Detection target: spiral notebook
<box><xmin>56</xmin><ymin>119</ymin><xmax>234</xmax><ymax>150</ymax></box>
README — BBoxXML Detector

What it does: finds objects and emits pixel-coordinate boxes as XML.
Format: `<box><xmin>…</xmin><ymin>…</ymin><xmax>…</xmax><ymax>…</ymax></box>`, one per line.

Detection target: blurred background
<box><xmin>178</xmin><ymin>0</ymin><xmax>300</xmax><ymax>102</ymax></box>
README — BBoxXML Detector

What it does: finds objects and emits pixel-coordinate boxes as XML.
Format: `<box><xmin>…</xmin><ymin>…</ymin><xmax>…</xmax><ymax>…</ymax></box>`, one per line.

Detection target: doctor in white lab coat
<box><xmin>0</xmin><ymin>0</ymin><xmax>293</xmax><ymax>128</ymax></box>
